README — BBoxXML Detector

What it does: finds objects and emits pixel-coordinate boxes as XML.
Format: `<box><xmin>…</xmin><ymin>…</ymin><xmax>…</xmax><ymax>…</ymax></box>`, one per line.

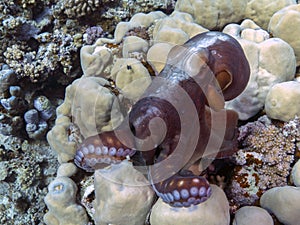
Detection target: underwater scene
<box><xmin>1</xmin><ymin>0</ymin><xmax>300</xmax><ymax>224</ymax></box>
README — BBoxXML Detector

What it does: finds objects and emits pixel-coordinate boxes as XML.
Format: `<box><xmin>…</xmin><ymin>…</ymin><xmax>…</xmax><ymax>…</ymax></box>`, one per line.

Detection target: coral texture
<box><xmin>265</xmin><ymin>81</ymin><xmax>300</xmax><ymax>121</ymax></box>
<box><xmin>223</xmin><ymin>19</ymin><xmax>296</xmax><ymax>120</ymax></box>
<box><xmin>227</xmin><ymin>115</ymin><xmax>300</xmax><ymax>207</ymax></box>
<box><xmin>232</xmin><ymin>206</ymin><xmax>273</xmax><ymax>225</ymax></box>
<box><xmin>150</xmin><ymin>185</ymin><xmax>230</xmax><ymax>225</ymax></box>
<box><xmin>0</xmin><ymin>134</ymin><xmax>58</xmax><ymax>224</ymax></box>
<box><xmin>268</xmin><ymin>3</ymin><xmax>300</xmax><ymax>65</ymax></box>
<box><xmin>260</xmin><ymin>186</ymin><xmax>300</xmax><ymax>225</ymax></box>
<box><xmin>175</xmin><ymin>0</ymin><xmax>248</xmax><ymax>29</ymax></box>
<box><xmin>44</xmin><ymin>176</ymin><xmax>89</xmax><ymax>225</ymax></box>
<box><xmin>93</xmin><ymin>161</ymin><xmax>155</xmax><ymax>225</ymax></box>
<box><xmin>244</xmin><ymin>0</ymin><xmax>296</xmax><ymax>30</ymax></box>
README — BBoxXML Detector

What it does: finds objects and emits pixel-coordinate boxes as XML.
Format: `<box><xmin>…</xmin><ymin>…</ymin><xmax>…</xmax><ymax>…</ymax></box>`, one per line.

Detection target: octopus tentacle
<box><xmin>183</xmin><ymin>31</ymin><xmax>250</xmax><ymax>101</ymax></box>
<box><xmin>150</xmin><ymin>171</ymin><xmax>211</xmax><ymax>207</ymax></box>
<box><xmin>74</xmin><ymin>130</ymin><xmax>136</xmax><ymax>172</ymax></box>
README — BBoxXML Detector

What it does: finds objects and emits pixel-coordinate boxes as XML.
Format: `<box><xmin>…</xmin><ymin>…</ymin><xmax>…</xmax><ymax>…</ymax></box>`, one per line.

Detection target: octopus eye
<box><xmin>215</xmin><ymin>70</ymin><xmax>232</xmax><ymax>91</ymax></box>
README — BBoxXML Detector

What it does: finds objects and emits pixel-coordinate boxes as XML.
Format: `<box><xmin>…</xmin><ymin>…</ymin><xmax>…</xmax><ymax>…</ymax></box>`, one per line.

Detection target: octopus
<box><xmin>74</xmin><ymin>31</ymin><xmax>250</xmax><ymax>207</ymax></box>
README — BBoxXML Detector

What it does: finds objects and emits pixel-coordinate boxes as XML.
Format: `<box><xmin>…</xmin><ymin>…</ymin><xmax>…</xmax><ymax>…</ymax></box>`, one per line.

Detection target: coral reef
<box><xmin>2</xmin><ymin>0</ymin><xmax>300</xmax><ymax>224</ymax></box>
<box><xmin>0</xmin><ymin>134</ymin><xmax>58</xmax><ymax>224</ymax></box>
<box><xmin>223</xmin><ymin>19</ymin><xmax>296</xmax><ymax>120</ymax></box>
<box><xmin>227</xmin><ymin>115</ymin><xmax>300</xmax><ymax>207</ymax></box>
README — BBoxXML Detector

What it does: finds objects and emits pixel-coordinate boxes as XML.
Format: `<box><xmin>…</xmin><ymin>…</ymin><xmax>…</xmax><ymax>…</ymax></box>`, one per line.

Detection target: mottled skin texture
<box><xmin>74</xmin><ymin>31</ymin><xmax>250</xmax><ymax>207</ymax></box>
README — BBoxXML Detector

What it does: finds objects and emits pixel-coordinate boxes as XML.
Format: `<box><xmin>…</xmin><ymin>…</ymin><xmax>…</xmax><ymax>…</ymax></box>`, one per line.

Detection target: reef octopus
<box><xmin>74</xmin><ymin>31</ymin><xmax>250</xmax><ymax>207</ymax></box>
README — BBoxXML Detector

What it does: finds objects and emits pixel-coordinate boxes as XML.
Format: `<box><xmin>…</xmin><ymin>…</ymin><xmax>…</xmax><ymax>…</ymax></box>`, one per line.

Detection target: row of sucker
<box><xmin>151</xmin><ymin>174</ymin><xmax>212</xmax><ymax>207</ymax></box>
<box><xmin>74</xmin><ymin>143</ymin><xmax>136</xmax><ymax>172</ymax></box>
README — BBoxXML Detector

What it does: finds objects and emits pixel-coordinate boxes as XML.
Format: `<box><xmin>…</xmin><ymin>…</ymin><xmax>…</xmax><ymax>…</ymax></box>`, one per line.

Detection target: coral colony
<box><xmin>0</xmin><ymin>0</ymin><xmax>300</xmax><ymax>224</ymax></box>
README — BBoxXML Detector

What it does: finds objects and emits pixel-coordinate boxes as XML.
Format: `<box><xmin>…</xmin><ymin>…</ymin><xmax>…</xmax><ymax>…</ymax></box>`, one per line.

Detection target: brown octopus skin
<box><xmin>74</xmin><ymin>31</ymin><xmax>250</xmax><ymax>207</ymax></box>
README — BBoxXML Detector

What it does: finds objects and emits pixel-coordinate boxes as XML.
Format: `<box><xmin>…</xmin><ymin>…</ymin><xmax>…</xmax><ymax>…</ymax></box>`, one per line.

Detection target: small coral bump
<box><xmin>24</xmin><ymin>109</ymin><xmax>39</xmax><ymax>125</ymax></box>
<box><xmin>83</xmin><ymin>26</ymin><xmax>104</xmax><ymax>44</ymax></box>
<box><xmin>9</xmin><ymin>86</ymin><xmax>21</xmax><ymax>97</ymax></box>
<box><xmin>33</xmin><ymin>95</ymin><xmax>54</xmax><ymax>121</ymax></box>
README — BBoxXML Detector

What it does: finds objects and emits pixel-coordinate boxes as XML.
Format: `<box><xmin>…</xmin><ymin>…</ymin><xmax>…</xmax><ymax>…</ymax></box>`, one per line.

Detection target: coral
<box><xmin>44</xmin><ymin>176</ymin><xmax>89</xmax><ymax>225</ymax></box>
<box><xmin>0</xmin><ymin>134</ymin><xmax>58</xmax><ymax>224</ymax></box>
<box><xmin>33</xmin><ymin>95</ymin><xmax>55</xmax><ymax>121</ymax></box>
<box><xmin>0</xmin><ymin>64</ymin><xmax>17</xmax><ymax>98</ymax></box>
<box><xmin>147</xmin><ymin>42</ymin><xmax>174</xmax><ymax>73</ymax></box>
<box><xmin>0</xmin><ymin>113</ymin><xmax>24</xmax><ymax>136</ymax></box>
<box><xmin>174</xmin><ymin>0</ymin><xmax>248</xmax><ymax>30</ymax></box>
<box><xmin>110</xmin><ymin>58</ymin><xmax>152</xmax><ymax>101</ymax></box>
<box><xmin>265</xmin><ymin>81</ymin><xmax>300</xmax><ymax>121</ymax></box>
<box><xmin>223</xmin><ymin>19</ymin><xmax>296</xmax><ymax>120</ymax></box>
<box><xmin>260</xmin><ymin>186</ymin><xmax>300</xmax><ymax>225</ymax></box>
<box><xmin>122</xmin><ymin>35</ymin><xmax>149</xmax><ymax>58</ymax></box>
<box><xmin>47</xmin><ymin>76</ymin><xmax>126</xmax><ymax>164</ymax></box>
<box><xmin>152</xmin><ymin>11</ymin><xmax>208</xmax><ymax>45</ymax></box>
<box><xmin>0</xmin><ymin>69</ymin><xmax>28</xmax><ymax>136</ymax></box>
<box><xmin>2</xmin><ymin>15</ymin><xmax>40</xmax><ymax>41</ymax></box>
<box><xmin>4</xmin><ymin>27</ymin><xmax>83</xmax><ymax>82</ymax></box>
<box><xmin>47</xmin><ymin>116</ymin><xmax>80</xmax><ymax>163</ymax></box>
<box><xmin>52</xmin><ymin>0</ymin><xmax>176</xmax><ymax>33</ymax></box>
<box><xmin>0</xmin><ymin>85</ymin><xmax>28</xmax><ymax>115</ymax></box>
<box><xmin>56</xmin><ymin>162</ymin><xmax>78</xmax><ymax>177</ymax></box>
<box><xmin>59</xmin><ymin>76</ymin><xmax>124</xmax><ymax>137</ymax></box>
<box><xmin>227</xmin><ymin>115</ymin><xmax>300</xmax><ymax>207</ymax></box>
<box><xmin>245</xmin><ymin>0</ymin><xmax>297</xmax><ymax>30</ymax></box>
<box><xmin>93</xmin><ymin>161</ymin><xmax>155</xmax><ymax>225</ymax></box>
<box><xmin>24</xmin><ymin>109</ymin><xmax>48</xmax><ymax>139</ymax></box>
<box><xmin>268</xmin><ymin>3</ymin><xmax>300</xmax><ymax>66</ymax></box>
<box><xmin>232</xmin><ymin>206</ymin><xmax>273</xmax><ymax>225</ymax></box>
<box><xmin>83</xmin><ymin>26</ymin><xmax>105</xmax><ymax>45</ymax></box>
<box><xmin>150</xmin><ymin>185</ymin><xmax>230</xmax><ymax>225</ymax></box>
<box><xmin>54</xmin><ymin>0</ymin><xmax>102</xmax><ymax>19</ymax></box>
<box><xmin>291</xmin><ymin>159</ymin><xmax>300</xmax><ymax>186</ymax></box>
<box><xmin>96</xmin><ymin>11</ymin><xmax>167</xmax><ymax>44</ymax></box>
<box><xmin>80</xmin><ymin>45</ymin><xmax>113</xmax><ymax>77</ymax></box>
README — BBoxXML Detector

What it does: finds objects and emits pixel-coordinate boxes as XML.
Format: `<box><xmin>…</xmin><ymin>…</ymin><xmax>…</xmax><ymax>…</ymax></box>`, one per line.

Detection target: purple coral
<box><xmin>83</xmin><ymin>26</ymin><xmax>104</xmax><ymax>45</ymax></box>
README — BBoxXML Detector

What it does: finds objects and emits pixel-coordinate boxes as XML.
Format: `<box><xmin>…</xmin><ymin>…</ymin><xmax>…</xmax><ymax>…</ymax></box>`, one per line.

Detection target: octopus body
<box><xmin>74</xmin><ymin>31</ymin><xmax>250</xmax><ymax>207</ymax></box>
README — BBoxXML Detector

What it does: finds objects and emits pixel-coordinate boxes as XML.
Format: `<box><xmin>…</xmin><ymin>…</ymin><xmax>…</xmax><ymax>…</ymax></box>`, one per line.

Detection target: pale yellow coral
<box><xmin>44</xmin><ymin>177</ymin><xmax>88</xmax><ymax>225</ymax></box>
<box><xmin>223</xmin><ymin>19</ymin><xmax>296</xmax><ymax>120</ymax></box>
<box><xmin>111</xmin><ymin>58</ymin><xmax>152</xmax><ymax>101</ymax></box>
<box><xmin>93</xmin><ymin>161</ymin><xmax>155</xmax><ymax>225</ymax></box>
<box><xmin>150</xmin><ymin>185</ymin><xmax>230</xmax><ymax>225</ymax></box>
<box><xmin>265</xmin><ymin>81</ymin><xmax>300</xmax><ymax>121</ymax></box>
<box><xmin>175</xmin><ymin>0</ymin><xmax>248</xmax><ymax>29</ymax></box>
<box><xmin>268</xmin><ymin>4</ymin><xmax>300</xmax><ymax>65</ymax></box>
